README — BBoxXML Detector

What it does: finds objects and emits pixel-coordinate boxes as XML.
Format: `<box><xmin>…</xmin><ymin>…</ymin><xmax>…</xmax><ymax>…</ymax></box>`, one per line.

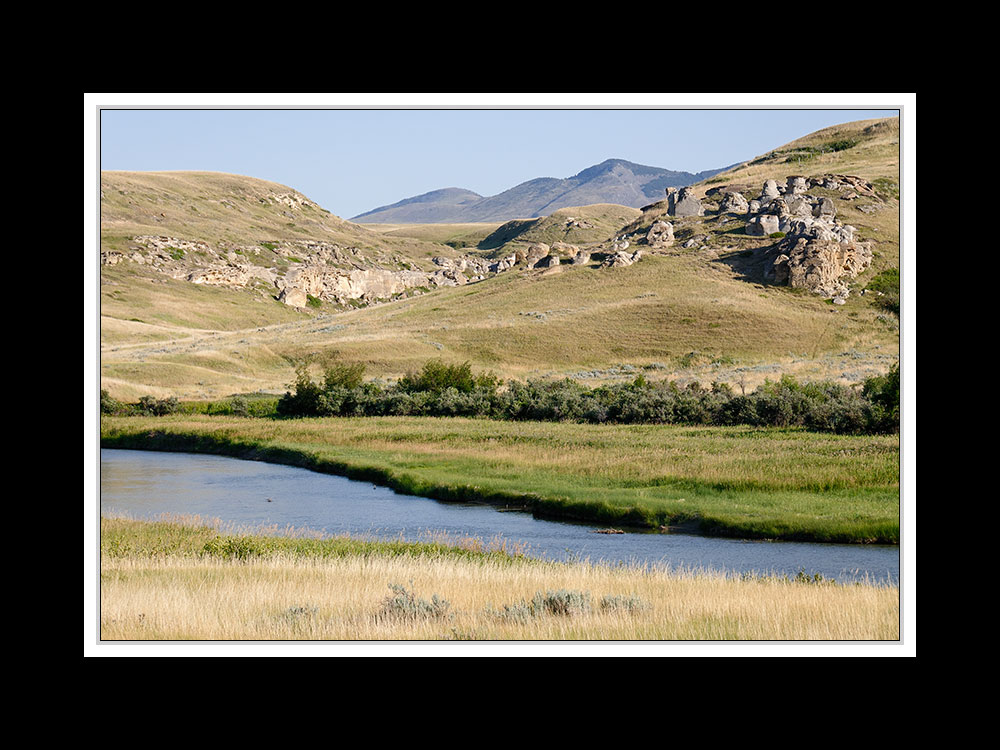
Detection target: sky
<box><xmin>97</xmin><ymin>96</ymin><xmax>902</xmax><ymax>220</ymax></box>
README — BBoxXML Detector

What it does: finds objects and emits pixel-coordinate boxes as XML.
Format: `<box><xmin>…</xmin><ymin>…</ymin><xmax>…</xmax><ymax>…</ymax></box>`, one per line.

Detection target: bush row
<box><xmin>273</xmin><ymin>360</ymin><xmax>900</xmax><ymax>434</ymax></box>
<box><xmin>101</xmin><ymin>360</ymin><xmax>899</xmax><ymax>435</ymax></box>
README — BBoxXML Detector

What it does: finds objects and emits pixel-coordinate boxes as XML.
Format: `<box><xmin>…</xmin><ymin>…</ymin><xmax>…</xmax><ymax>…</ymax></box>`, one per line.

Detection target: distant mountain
<box><xmin>352</xmin><ymin>159</ymin><xmax>735</xmax><ymax>223</ymax></box>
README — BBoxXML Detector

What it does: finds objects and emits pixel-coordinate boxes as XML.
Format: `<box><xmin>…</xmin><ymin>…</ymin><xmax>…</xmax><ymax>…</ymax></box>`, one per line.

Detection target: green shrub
<box><xmin>137</xmin><ymin>395</ymin><xmax>179</xmax><ymax>416</ymax></box>
<box><xmin>100</xmin><ymin>389</ymin><xmax>123</xmax><ymax>415</ymax></box>
<box><xmin>399</xmin><ymin>359</ymin><xmax>482</xmax><ymax>394</ymax></box>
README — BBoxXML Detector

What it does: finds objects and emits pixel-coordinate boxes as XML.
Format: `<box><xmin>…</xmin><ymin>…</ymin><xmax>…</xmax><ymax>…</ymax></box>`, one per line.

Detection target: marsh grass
<box><xmin>99</xmin><ymin>516</ymin><xmax>899</xmax><ymax>641</ymax></box>
<box><xmin>101</xmin><ymin>415</ymin><xmax>899</xmax><ymax>543</ymax></box>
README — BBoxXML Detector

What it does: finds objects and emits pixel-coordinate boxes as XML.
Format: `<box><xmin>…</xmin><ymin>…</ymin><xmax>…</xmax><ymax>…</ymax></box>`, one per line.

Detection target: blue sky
<box><xmin>99</xmin><ymin>102</ymin><xmax>901</xmax><ymax>219</ymax></box>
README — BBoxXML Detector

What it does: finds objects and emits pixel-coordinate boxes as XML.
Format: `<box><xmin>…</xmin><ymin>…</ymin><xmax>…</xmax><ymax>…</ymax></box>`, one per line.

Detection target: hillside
<box><xmin>351</xmin><ymin>159</ymin><xmax>730</xmax><ymax>223</ymax></box>
<box><xmin>99</xmin><ymin>117</ymin><xmax>900</xmax><ymax>401</ymax></box>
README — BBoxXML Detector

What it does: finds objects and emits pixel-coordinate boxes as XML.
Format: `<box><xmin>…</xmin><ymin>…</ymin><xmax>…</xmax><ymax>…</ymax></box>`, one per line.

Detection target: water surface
<box><xmin>99</xmin><ymin>449</ymin><xmax>899</xmax><ymax>585</ymax></box>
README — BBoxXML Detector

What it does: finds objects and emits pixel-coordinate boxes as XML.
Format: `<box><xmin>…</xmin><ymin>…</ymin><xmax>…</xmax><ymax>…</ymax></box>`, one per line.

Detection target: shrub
<box><xmin>398</xmin><ymin>359</ymin><xmax>478</xmax><ymax>394</ymax></box>
<box><xmin>531</xmin><ymin>589</ymin><xmax>592</xmax><ymax>617</ymax></box>
<box><xmin>862</xmin><ymin>364</ymin><xmax>900</xmax><ymax>433</ymax></box>
<box><xmin>323</xmin><ymin>362</ymin><xmax>366</xmax><ymax>390</ymax></box>
<box><xmin>137</xmin><ymin>395</ymin><xmax>179</xmax><ymax>416</ymax></box>
<box><xmin>488</xmin><ymin>589</ymin><xmax>593</xmax><ymax>621</ymax></box>
<box><xmin>100</xmin><ymin>389</ymin><xmax>123</xmax><ymax>415</ymax></box>
<box><xmin>378</xmin><ymin>583</ymin><xmax>451</xmax><ymax>621</ymax></box>
<box><xmin>229</xmin><ymin>395</ymin><xmax>250</xmax><ymax>417</ymax></box>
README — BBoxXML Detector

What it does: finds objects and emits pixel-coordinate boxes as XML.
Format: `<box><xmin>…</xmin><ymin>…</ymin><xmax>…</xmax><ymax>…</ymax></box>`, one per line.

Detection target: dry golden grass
<box><xmin>98</xmin><ymin>118</ymin><xmax>901</xmax><ymax>401</ymax></box>
<box><xmin>100</xmin><ymin>544</ymin><xmax>899</xmax><ymax>642</ymax></box>
<box><xmin>691</xmin><ymin>117</ymin><xmax>901</xmax><ymax>198</ymax></box>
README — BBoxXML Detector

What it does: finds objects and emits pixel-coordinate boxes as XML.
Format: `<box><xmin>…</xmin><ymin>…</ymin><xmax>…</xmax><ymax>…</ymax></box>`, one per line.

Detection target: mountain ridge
<box><xmin>352</xmin><ymin>158</ymin><xmax>736</xmax><ymax>223</ymax></box>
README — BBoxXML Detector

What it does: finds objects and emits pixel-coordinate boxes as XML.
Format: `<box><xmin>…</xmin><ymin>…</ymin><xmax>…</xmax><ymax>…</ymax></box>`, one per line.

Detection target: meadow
<box><xmin>99</xmin><ymin>516</ymin><xmax>899</xmax><ymax>641</ymax></box>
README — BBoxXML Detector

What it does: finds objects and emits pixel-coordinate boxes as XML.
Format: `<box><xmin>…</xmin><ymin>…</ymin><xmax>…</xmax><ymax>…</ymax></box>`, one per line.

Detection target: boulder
<box><xmin>785</xmin><ymin>176</ymin><xmax>809</xmax><ymax>195</ymax></box>
<box><xmin>760</xmin><ymin>179</ymin><xmax>781</xmax><ymax>202</ymax></box>
<box><xmin>279</xmin><ymin>287</ymin><xmax>308</xmax><ymax>307</ymax></box>
<box><xmin>602</xmin><ymin>249</ymin><xmax>642</xmax><ymax>268</ymax></box>
<box><xmin>523</xmin><ymin>243</ymin><xmax>551</xmax><ymax>268</ymax></box>
<box><xmin>645</xmin><ymin>220</ymin><xmax>674</xmax><ymax>248</ymax></box>
<box><xmin>719</xmin><ymin>191</ymin><xmax>749</xmax><ymax>214</ymax></box>
<box><xmin>812</xmin><ymin>197</ymin><xmax>836</xmax><ymax>219</ymax></box>
<box><xmin>571</xmin><ymin>250</ymin><xmax>592</xmax><ymax>265</ymax></box>
<box><xmin>668</xmin><ymin>186</ymin><xmax>704</xmax><ymax>217</ymax></box>
<box><xmin>746</xmin><ymin>214</ymin><xmax>781</xmax><ymax>236</ymax></box>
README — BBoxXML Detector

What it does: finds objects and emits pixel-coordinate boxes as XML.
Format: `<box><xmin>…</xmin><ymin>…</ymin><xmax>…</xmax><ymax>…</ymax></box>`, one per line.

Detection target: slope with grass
<box><xmin>99</xmin><ymin>117</ymin><xmax>900</xmax><ymax>401</ymax></box>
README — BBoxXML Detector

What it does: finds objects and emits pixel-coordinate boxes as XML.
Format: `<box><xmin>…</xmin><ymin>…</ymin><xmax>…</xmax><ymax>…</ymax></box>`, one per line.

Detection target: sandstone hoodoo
<box><xmin>737</xmin><ymin>174</ymin><xmax>878</xmax><ymax>300</ymax></box>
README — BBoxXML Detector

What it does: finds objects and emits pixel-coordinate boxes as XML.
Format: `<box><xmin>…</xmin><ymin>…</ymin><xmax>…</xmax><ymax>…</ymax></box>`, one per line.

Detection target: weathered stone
<box><xmin>760</xmin><ymin>180</ymin><xmax>781</xmax><ymax>201</ymax></box>
<box><xmin>776</xmin><ymin>237</ymin><xmax>873</xmax><ymax>298</ymax></box>
<box><xmin>601</xmin><ymin>249</ymin><xmax>642</xmax><ymax>268</ymax></box>
<box><xmin>523</xmin><ymin>243</ymin><xmax>551</xmax><ymax>268</ymax></box>
<box><xmin>279</xmin><ymin>287</ymin><xmax>308</xmax><ymax>307</ymax></box>
<box><xmin>645</xmin><ymin>220</ymin><xmax>674</xmax><ymax>248</ymax></box>
<box><xmin>785</xmin><ymin>176</ymin><xmax>809</xmax><ymax>194</ymax></box>
<box><xmin>535</xmin><ymin>254</ymin><xmax>561</xmax><ymax>268</ymax></box>
<box><xmin>669</xmin><ymin>186</ymin><xmax>704</xmax><ymax>217</ymax></box>
<box><xmin>813</xmin><ymin>197</ymin><xmax>836</xmax><ymax>219</ymax></box>
<box><xmin>746</xmin><ymin>214</ymin><xmax>781</xmax><ymax>236</ymax></box>
<box><xmin>719</xmin><ymin>191</ymin><xmax>749</xmax><ymax>214</ymax></box>
<box><xmin>571</xmin><ymin>250</ymin><xmax>592</xmax><ymax>265</ymax></box>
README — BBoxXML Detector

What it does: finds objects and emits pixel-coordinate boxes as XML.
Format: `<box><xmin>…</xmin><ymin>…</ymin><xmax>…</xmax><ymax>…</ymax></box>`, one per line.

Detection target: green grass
<box><xmin>101</xmin><ymin>515</ymin><xmax>529</xmax><ymax>565</ymax></box>
<box><xmin>100</xmin><ymin>414</ymin><xmax>899</xmax><ymax>544</ymax></box>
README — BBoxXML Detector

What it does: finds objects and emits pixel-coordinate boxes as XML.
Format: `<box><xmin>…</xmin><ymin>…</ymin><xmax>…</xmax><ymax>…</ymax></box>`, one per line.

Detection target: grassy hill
<box><xmin>99</xmin><ymin>118</ymin><xmax>900</xmax><ymax>401</ymax></box>
<box><xmin>100</xmin><ymin>170</ymin><xmax>463</xmax><ymax>270</ymax></box>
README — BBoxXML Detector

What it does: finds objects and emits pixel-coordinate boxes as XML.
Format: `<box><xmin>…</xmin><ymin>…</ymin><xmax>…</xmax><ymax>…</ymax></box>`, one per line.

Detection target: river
<box><xmin>99</xmin><ymin>449</ymin><xmax>900</xmax><ymax>585</ymax></box>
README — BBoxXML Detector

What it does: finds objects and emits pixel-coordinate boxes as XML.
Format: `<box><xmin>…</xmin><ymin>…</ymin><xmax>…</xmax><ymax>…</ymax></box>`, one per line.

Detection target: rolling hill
<box><xmin>99</xmin><ymin>117</ymin><xmax>900</xmax><ymax>401</ymax></box>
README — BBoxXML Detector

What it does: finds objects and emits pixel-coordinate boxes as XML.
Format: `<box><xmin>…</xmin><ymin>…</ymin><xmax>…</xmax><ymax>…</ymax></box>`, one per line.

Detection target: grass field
<box><xmin>100</xmin><ymin>415</ymin><xmax>899</xmax><ymax>543</ymax></box>
<box><xmin>99</xmin><ymin>516</ymin><xmax>899</xmax><ymax>641</ymax></box>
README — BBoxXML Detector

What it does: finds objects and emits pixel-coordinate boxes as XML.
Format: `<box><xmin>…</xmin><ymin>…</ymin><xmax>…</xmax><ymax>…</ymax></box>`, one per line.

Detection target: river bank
<box><xmin>99</xmin><ymin>415</ymin><xmax>900</xmax><ymax>544</ymax></box>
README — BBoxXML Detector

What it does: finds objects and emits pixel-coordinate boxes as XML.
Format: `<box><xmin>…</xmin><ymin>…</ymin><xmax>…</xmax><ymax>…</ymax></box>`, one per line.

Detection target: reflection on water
<box><xmin>99</xmin><ymin>449</ymin><xmax>899</xmax><ymax>585</ymax></box>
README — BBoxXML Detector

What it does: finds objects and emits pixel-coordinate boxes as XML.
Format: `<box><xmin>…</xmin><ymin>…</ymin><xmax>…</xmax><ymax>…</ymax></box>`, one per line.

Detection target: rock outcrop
<box><xmin>766</xmin><ymin>237</ymin><xmax>873</xmax><ymax>300</ymax></box>
<box><xmin>102</xmin><ymin>235</ymin><xmax>513</xmax><ymax>309</ymax></box>
<box><xmin>741</xmin><ymin>175</ymin><xmax>875</xmax><ymax>299</ymax></box>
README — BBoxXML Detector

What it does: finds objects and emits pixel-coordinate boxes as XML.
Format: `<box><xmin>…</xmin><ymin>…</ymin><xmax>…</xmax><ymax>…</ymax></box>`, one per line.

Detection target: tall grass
<box><xmin>99</xmin><ymin>517</ymin><xmax>899</xmax><ymax>642</ymax></box>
